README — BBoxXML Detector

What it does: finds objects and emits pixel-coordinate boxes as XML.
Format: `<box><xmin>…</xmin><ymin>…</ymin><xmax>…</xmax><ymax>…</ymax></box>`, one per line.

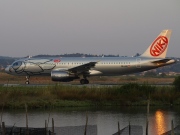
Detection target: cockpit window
<box><xmin>13</xmin><ymin>62</ymin><xmax>19</xmax><ymax>66</ymax></box>
<box><xmin>12</xmin><ymin>61</ymin><xmax>22</xmax><ymax>69</ymax></box>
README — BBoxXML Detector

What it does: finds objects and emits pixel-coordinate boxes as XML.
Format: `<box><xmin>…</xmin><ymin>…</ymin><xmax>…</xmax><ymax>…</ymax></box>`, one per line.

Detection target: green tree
<box><xmin>159</xmin><ymin>72</ymin><xmax>166</xmax><ymax>77</ymax></box>
<box><xmin>144</xmin><ymin>71</ymin><xmax>157</xmax><ymax>77</ymax></box>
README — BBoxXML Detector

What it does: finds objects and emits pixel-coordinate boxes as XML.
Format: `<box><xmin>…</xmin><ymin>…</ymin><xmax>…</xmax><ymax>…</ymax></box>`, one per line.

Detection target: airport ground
<box><xmin>0</xmin><ymin>72</ymin><xmax>175</xmax><ymax>85</ymax></box>
<box><xmin>0</xmin><ymin>72</ymin><xmax>180</xmax><ymax>109</ymax></box>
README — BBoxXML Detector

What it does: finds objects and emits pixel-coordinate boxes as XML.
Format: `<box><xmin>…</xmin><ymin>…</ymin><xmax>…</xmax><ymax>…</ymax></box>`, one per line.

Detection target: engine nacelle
<box><xmin>51</xmin><ymin>70</ymin><xmax>78</xmax><ymax>82</ymax></box>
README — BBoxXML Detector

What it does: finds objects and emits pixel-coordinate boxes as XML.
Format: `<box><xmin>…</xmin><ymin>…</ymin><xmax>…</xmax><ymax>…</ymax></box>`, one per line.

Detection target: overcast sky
<box><xmin>0</xmin><ymin>0</ymin><xmax>180</xmax><ymax>57</ymax></box>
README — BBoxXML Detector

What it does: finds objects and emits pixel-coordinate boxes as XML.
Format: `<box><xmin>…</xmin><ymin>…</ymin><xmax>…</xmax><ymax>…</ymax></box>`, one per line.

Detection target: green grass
<box><xmin>0</xmin><ymin>83</ymin><xmax>180</xmax><ymax>109</ymax></box>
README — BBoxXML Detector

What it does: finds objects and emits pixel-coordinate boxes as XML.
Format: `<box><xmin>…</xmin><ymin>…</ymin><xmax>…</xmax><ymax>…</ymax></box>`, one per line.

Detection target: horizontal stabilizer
<box><xmin>151</xmin><ymin>59</ymin><xmax>171</xmax><ymax>64</ymax></box>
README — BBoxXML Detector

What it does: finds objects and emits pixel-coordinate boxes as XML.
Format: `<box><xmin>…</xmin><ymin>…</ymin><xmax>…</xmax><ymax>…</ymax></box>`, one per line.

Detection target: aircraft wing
<box><xmin>68</xmin><ymin>61</ymin><xmax>98</xmax><ymax>74</ymax></box>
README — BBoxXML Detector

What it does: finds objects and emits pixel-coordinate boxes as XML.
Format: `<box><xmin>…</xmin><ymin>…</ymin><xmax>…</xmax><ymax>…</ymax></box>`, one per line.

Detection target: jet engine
<box><xmin>51</xmin><ymin>70</ymin><xmax>79</xmax><ymax>82</ymax></box>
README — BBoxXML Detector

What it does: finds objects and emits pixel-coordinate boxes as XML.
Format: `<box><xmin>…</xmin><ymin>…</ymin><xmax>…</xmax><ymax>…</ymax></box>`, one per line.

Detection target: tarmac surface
<box><xmin>2</xmin><ymin>83</ymin><xmax>172</xmax><ymax>87</ymax></box>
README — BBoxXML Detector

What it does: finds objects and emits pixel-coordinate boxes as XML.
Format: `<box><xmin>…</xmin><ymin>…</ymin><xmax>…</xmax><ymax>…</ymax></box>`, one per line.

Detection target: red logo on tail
<box><xmin>150</xmin><ymin>36</ymin><xmax>168</xmax><ymax>57</ymax></box>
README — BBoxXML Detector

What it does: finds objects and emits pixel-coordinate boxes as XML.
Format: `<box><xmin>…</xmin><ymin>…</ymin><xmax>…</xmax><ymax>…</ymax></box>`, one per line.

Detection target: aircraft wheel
<box><xmin>80</xmin><ymin>79</ymin><xmax>89</xmax><ymax>84</ymax></box>
<box><xmin>80</xmin><ymin>79</ymin><xmax>86</xmax><ymax>84</ymax></box>
<box><xmin>25</xmin><ymin>81</ymin><xmax>30</xmax><ymax>85</ymax></box>
<box><xmin>85</xmin><ymin>79</ymin><xmax>89</xmax><ymax>84</ymax></box>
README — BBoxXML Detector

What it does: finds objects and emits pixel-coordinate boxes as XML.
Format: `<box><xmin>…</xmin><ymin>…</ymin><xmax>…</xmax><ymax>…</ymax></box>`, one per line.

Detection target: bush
<box><xmin>173</xmin><ymin>76</ymin><xmax>180</xmax><ymax>91</ymax></box>
<box><xmin>120</xmin><ymin>83</ymin><xmax>140</xmax><ymax>92</ymax></box>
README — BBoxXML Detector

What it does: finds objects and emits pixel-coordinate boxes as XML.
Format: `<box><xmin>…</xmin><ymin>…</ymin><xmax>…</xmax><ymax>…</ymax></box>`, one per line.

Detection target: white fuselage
<box><xmin>5</xmin><ymin>56</ymin><xmax>175</xmax><ymax>77</ymax></box>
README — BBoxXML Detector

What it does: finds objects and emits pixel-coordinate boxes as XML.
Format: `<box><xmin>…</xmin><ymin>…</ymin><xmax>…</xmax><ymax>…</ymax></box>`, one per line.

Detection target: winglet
<box><xmin>141</xmin><ymin>30</ymin><xmax>172</xmax><ymax>58</ymax></box>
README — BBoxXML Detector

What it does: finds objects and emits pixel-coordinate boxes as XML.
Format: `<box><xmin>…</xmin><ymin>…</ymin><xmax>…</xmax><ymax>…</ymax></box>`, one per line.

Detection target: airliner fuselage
<box><xmin>5</xmin><ymin>30</ymin><xmax>176</xmax><ymax>84</ymax></box>
<box><xmin>5</xmin><ymin>56</ymin><xmax>175</xmax><ymax>84</ymax></box>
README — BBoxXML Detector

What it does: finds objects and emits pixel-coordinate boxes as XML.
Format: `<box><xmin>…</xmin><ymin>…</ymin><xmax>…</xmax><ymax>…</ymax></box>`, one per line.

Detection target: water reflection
<box><xmin>1</xmin><ymin>107</ymin><xmax>180</xmax><ymax>135</ymax></box>
<box><xmin>155</xmin><ymin>110</ymin><xmax>166</xmax><ymax>135</ymax></box>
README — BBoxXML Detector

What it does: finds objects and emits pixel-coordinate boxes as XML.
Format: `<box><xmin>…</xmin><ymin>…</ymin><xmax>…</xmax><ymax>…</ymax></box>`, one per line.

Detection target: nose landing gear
<box><xmin>25</xmin><ymin>76</ymin><xmax>30</xmax><ymax>84</ymax></box>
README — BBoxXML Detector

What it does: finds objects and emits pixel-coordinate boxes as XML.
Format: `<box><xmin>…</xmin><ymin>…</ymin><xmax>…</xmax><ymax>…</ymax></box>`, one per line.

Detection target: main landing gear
<box><xmin>80</xmin><ymin>79</ymin><xmax>89</xmax><ymax>84</ymax></box>
<box><xmin>25</xmin><ymin>76</ymin><xmax>30</xmax><ymax>84</ymax></box>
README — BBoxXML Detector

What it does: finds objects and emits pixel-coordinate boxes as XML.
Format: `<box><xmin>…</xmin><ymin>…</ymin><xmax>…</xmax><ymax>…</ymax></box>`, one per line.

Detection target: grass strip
<box><xmin>0</xmin><ymin>83</ymin><xmax>180</xmax><ymax>109</ymax></box>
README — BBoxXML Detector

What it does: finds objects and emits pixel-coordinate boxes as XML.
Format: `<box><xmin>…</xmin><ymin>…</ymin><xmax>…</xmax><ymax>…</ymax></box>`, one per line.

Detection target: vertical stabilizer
<box><xmin>141</xmin><ymin>30</ymin><xmax>172</xmax><ymax>58</ymax></box>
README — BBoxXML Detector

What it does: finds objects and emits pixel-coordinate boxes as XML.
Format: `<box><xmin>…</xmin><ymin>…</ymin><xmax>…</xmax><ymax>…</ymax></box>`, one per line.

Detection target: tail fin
<box><xmin>141</xmin><ymin>30</ymin><xmax>172</xmax><ymax>58</ymax></box>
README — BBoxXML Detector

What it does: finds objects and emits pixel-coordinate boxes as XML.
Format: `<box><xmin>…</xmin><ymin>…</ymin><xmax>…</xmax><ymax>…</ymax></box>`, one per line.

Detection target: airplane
<box><xmin>5</xmin><ymin>30</ymin><xmax>176</xmax><ymax>84</ymax></box>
